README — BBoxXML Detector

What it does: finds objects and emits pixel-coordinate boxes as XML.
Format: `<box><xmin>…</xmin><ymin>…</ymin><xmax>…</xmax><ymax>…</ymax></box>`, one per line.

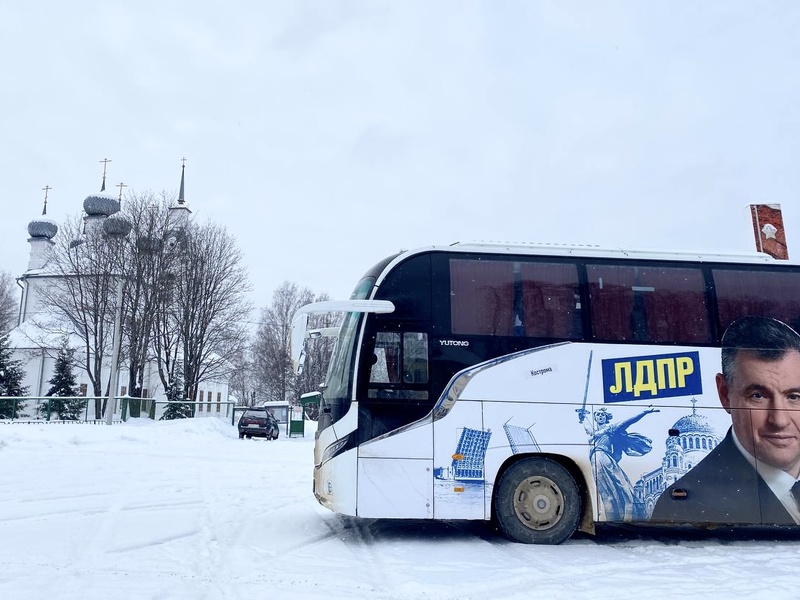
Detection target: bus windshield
<box><xmin>320</xmin><ymin>276</ymin><xmax>375</xmax><ymax>423</ymax></box>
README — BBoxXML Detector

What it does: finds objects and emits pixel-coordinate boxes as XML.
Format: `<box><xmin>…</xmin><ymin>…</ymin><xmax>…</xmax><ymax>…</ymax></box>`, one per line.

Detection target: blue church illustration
<box><xmin>633</xmin><ymin>401</ymin><xmax>723</xmax><ymax>519</ymax></box>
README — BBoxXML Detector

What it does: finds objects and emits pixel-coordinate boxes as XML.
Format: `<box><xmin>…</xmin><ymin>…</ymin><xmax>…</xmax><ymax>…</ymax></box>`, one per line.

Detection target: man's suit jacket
<box><xmin>651</xmin><ymin>429</ymin><xmax>794</xmax><ymax>525</ymax></box>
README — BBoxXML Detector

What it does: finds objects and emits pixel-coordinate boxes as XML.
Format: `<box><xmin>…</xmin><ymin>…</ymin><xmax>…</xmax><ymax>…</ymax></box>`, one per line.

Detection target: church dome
<box><xmin>83</xmin><ymin>192</ymin><xmax>120</xmax><ymax>217</ymax></box>
<box><xmin>672</xmin><ymin>412</ymin><xmax>716</xmax><ymax>436</ymax></box>
<box><xmin>27</xmin><ymin>217</ymin><xmax>58</xmax><ymax>240</ymax></box>
<box><xmin>102</xmin><ymin>213</ymin><xmax>132</xmax><ymax>239</ymax></box>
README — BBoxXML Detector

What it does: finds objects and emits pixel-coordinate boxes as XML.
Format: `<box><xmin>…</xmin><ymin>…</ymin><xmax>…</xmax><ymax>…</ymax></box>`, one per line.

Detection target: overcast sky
<box><xmin>2</xmin><ymin>1</ymin><xmax>799</xmax><ymax>315</ymax></box>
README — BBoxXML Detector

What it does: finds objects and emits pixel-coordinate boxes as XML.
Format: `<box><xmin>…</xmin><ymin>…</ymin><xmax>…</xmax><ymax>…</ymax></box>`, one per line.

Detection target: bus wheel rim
<box><xmin>512</xmin><ymin>475</ymin><xmax>564</xmax><ymax>531</ymax></box>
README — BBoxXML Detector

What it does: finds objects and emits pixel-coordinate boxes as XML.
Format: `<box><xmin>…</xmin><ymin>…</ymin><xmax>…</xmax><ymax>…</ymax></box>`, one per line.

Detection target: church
<box><xmin>7</xmin><ymin>161</ymin><xmax>233</xmax><ymax>421</ymax></box>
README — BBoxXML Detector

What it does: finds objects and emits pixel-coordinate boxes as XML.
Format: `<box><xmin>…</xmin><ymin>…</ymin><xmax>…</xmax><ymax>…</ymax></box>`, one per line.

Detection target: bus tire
<box><xmin>494</xmin><ymin>457</ymin><xmax>581</xmax><ymax>545</ymax></box>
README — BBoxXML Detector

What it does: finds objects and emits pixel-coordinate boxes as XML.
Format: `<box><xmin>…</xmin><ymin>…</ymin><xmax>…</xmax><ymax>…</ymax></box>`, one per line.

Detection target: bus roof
<box><xmin>391</xmin><ymin>241</ymin><xmax>788</xmax><ymax>265</ymax></box>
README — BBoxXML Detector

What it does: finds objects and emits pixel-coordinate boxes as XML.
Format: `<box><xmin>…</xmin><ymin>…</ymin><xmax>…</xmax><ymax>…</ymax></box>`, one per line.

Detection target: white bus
<box><xmin>291</xmin><ymin>242</ymin><xmax>800</xmax><ymax>543</ymax></box>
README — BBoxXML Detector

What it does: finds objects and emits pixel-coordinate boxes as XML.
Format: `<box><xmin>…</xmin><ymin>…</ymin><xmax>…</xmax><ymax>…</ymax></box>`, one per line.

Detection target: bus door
<box><xmin>356</xmin><ymin>321</ymin><xmax>434</xmax><ymax>442</ymax></box>
<box><xmin>355</xmin><ymin>321</ymin><xmax>435</xmax><ymax>518</ymax></box>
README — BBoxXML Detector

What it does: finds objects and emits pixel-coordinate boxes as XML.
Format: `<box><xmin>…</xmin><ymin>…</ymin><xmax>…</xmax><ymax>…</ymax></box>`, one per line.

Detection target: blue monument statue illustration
<box><xmin>579</xmin><ymin>405</ymin><xmax>659</xmax><ymax>521</ymax></box>
<box><xmin>577</xmin><ymin>351</ymin><xmax>659</xmax><ymax>521</ymax></box>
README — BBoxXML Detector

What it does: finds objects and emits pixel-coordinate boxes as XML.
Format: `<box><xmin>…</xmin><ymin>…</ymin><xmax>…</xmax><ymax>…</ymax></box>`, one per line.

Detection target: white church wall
<box><xmin>12</xmin><ymin>346</ymin><xmax>55</xmax><ymax>397</ymax></box>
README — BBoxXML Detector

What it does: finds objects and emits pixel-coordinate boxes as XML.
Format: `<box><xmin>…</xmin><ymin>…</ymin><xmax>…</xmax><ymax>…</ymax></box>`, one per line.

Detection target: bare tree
<box><xmin>0</xmin><ymin>270</ymin><xmax>17</xmax><ymax>334</ymax></box>
<box><xmin>39</xmin><ymin>215</ymin><xmax>119</xmax><ymax>416</ymax></box>
<box><xmin>253</xmin><ymin>282</ymin><xmax>312</xmax><ymax>403</ymax></box>
<box><xmin>252</xmin><ymin>282</ymin><xmax>337</xmax><ymax>408</ymax></box>
<box><xmin>39</xmin><ymin>198</ymin><xmax>169</xmax><ymax>417</ymax></box>
<box><xmin>151</xmin><ymin>272</ymin><xmax>183</xmax><ymax>403</ymax></box>
<box><xmin>118</xmin><ymin>192</ymin><xmax>176</xmax><ymax>415</ymax></box>
<box><xmin>295</xmin><ymin>306</ymin><xmax>339</xmax><ymax>401</ymax></box>
<box><xmin>153</xmin><ymin>222</ymin><xmax>251</xmax><ymax>406</ymax></box>
<box><xmin>227</xmin><ymin>346</ymin><xmax>256</xmax><ymax>407</ymax></box>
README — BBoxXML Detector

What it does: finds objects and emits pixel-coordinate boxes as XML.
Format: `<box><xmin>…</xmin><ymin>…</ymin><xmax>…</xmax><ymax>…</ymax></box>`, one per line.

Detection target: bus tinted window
<box><xmin>519</xmin><ymin>262</ymin><xmax>583</xmax><ymax>339</ymax></box>
<box><xmin>369</xmin><ymin>332</ymin><xmax>429</xmax><ymax>386</ymax></box>
<box><xmin>587</xmin><ymin>264</ymin><xmax>711</xmax><ymax>344</ymax></box>
<box><xmin>451</xmin><ymin>259</ymin><xmax>513</xmax><ymax>335</ymax></box>
<box><xmin>367</xmin><ymin>331</ymin><xmax>429</xmax><ymax>400</ymax></box>
<box><xmin>713</xmin><ymin>268</ymin><xmax>800</xmax><ymax>332</ymax></box>
<box><xmin>450</xmin><ymin>259</ymin><xmax>582</xmax><ymax>339</ymax></box>
<box><xmin>370</xmin><ymin>332</ymin><xmax>401</xmax><ymax>384</ymax></box>
<box><xmin>403</xmin><ymin>332</ymin><xmax>429</xmax><ymax>384</ymax></box>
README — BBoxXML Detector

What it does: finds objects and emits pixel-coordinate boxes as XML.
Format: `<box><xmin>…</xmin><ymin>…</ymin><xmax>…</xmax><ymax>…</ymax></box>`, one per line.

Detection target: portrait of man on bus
<box><xmin>652</xmin><ymin>315</ymin><xmax>800</xmax><ymax>525</ymax></box>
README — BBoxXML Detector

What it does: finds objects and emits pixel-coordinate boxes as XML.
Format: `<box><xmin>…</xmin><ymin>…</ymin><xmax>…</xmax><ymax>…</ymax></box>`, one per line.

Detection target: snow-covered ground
<box><xmin>1</xmin><ymin>418</ymin><xmax>799</xmax><ymax>600</ymax></box>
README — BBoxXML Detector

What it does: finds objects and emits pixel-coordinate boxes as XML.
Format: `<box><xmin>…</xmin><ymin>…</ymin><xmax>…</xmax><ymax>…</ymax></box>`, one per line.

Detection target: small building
<box><xmin>257</xmin><ymin>400</ymin><xmax>291</xmax><ymax>425</ymax></box>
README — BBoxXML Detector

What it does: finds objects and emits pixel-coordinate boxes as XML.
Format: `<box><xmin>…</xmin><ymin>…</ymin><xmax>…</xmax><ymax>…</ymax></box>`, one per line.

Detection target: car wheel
<box><xmin>494</xmin><ymin>457</ymin><xmax>581</xmax><ymax>545</ymax></box>
<box><xmin>238</xmin><ymin>433</ymin><xmax>244</xmax><ymax>439</ymax></box>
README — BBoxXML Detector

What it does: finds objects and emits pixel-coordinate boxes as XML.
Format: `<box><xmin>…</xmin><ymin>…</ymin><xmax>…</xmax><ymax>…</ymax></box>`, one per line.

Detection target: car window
<box><xmin>242</xmin><ymin>410</ymin><xmax>266</xmax><ymax>419</ymax></box>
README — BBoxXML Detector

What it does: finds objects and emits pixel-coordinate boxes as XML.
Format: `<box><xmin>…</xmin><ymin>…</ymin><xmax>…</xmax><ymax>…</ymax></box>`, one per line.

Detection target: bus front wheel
<box><xmin>494</xmin><ymin>457</ymin><xmax>581</xmax><ymax>544</ymax></box>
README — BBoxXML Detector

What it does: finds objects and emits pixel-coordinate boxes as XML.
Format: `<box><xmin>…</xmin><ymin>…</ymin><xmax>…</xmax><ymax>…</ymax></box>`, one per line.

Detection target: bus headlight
<box><xmin>321</xmin><ymin>435</ymin><xmax>350</xmax><ymax>464</ymax></box>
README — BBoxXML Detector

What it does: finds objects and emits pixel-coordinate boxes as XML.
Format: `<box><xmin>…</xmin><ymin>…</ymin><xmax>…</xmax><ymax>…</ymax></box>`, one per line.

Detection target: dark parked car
<box><xmin>238</xmin><ymin>408</ymin><xmax>280</xmax><ymax>440</ymax></box>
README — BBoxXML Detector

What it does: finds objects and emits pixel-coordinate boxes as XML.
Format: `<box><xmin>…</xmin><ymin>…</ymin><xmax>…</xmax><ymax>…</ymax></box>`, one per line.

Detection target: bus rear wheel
<box><xmin>494</xmin><ymin>457</ymin><xmax>581</xmax><ymax>544</ymax></box>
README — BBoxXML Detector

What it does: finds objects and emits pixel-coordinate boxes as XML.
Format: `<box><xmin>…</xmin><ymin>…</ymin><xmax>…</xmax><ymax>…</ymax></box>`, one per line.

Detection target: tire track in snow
<box><xmin>322</xmin><ymin>514</ymin><xmax>443</xmax><ymax>600</ymax></box>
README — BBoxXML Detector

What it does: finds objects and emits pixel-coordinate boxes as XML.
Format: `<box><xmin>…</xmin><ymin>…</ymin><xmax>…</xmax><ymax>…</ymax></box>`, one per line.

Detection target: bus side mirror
<box><xmin>291</xmin><ymin>312</ymin><xmax>309</xmax><ymax>372</ymax></box>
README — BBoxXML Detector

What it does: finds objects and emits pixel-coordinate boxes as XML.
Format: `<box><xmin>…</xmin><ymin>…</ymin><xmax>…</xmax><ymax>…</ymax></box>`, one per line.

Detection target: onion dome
<box><xmin>27</xmin><ymin>217</ymin><xmax>58</xmax><ymax>240</ymax></box>
<box><xmin>671</xmin><ymin>412</ymin><xmax>716</xmax><ymax>436</ymax></box>
<box><xmin>102</xmin><ymin>213</ymin><xmax>132</xmax><ymax>239</ymax></box>
<box><xmin>83</xmin><ymin>192</ymin><xmax>120</xmax><ymax>217</ymax></box>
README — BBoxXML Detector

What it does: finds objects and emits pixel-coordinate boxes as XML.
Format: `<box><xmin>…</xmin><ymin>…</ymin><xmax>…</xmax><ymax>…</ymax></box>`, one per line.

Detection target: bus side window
<box><xmin>403</xmin><ymin>332</ymin><xmax>429</xmax><ymax>384</ymax></box>
<box><xmin>369</xmin><ymin>331</ymin><xmax>429</xmax><ymax>385</ymax></box>
<box><xmin>713</xmin><ymin>269</ymin><xmax>800</xmax><ymax>332</ymax></box>
<box><xmin>519</xmin><ymin>261</ymin><xmax>583</xmax><ymax>339</ymax></box>
<box><xmin>370</xmin><ymin>332</ymin><xmax>401</xmax><ymax>384</ymax></box>
<box><xmin>588</xmin><ymin>264</ymin><xmax>710</xmax><ymax>344</ymax></box>
<box><xmin>449</xmin><ymin>258</ymin><xmax>582</xmax><ymax>339</ymax></box>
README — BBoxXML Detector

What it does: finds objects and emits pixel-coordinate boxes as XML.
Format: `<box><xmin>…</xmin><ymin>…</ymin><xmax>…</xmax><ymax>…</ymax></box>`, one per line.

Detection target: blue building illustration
<box><xmin>633</xmin><ymin>401</ymin><xmax>723</xmax><ymax>519</ymax></box>
<box><xmin>452</xmin><ymin>428</ymin><xmax>491</xmax><ymax>480</ymax></box>
<box><xmin>435</xmin><ymin>428</ymin><xmax>491</xmax><ymax>481</ymax></box>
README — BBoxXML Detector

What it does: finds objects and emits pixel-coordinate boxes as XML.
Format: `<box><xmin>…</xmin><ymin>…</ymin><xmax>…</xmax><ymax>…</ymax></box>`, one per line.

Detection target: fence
<box><xmin>152</xmin><ymin>400</ymin><xmax>238</xmax><ymax>425</ymax></box>
<box><xmin>0</xmin><ymin>396</ymin><xmax>237</xmax><ymax>424</ymax></box>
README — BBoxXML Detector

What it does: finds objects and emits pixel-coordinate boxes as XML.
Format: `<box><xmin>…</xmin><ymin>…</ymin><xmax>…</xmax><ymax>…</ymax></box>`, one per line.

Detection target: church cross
<box><xmin>116</xmin><ymin>181</ymin><xmax>127</xmax><ymax>202</ymax></box>
<box><xmin>41</xmin><ymin>185</ymin><xmax>51</xmax><ymax>215</ymax></box>
<box><xmin>100</xmin><ymin>157</ymin><xmax>112</xmax><ymax>192</ymax></box>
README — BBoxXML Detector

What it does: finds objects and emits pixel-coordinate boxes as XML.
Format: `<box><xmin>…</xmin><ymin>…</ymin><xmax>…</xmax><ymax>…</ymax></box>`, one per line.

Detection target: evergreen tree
<box><xmin>0</xmin><ymin>333</ymin><xmax>29</xmax><ymax>419</ymax></box>
<box><xmin>39</xmin><ymin>342</ymin><xmax>85</xmax><ymax>421</ymax></box>
<box><xmin>160</xmin><ymin>371</ymin><xmax>193</xmax><ymax>420</ymax></box>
